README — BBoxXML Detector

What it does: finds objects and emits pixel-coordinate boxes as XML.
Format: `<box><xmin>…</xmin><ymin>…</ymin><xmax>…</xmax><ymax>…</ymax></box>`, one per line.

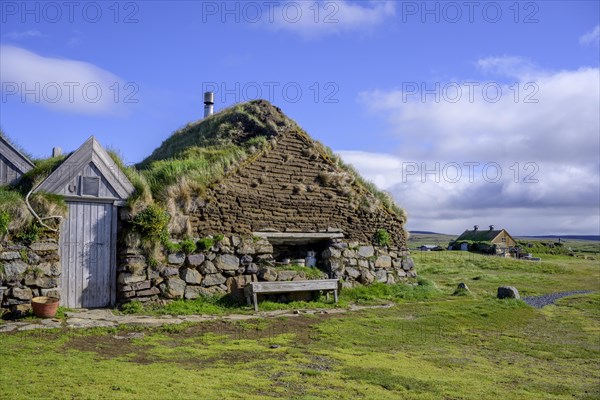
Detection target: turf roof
<box><xmin>136</xmin><ymin>99</ymin><xmax>407</xmax><ymax>221</ymax></box>
<box><xmin>455</xmin><ymin>229</ymin><xmax>504</xmax><ymax>242</ymax></box>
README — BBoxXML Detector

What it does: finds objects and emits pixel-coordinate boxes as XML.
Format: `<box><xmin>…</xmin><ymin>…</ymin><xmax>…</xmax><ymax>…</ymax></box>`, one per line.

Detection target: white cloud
<box><xmin>0</xmin><ymin>45</ymin><xmax>127</xmax><ymax>115</ymax></box>
<box><xmin>580</xmin><ymin>25</ymin><xmax>600</xmax><ymax>46</ymax></box>
<box><xmin>476</xmin><ymin>56</ymin><xmax>538</xmax><ymax>79</ymax></box>
<box><xmin>3</xmin><ymin>30</ymin><xmax>45</xmax><ymax>40</ymax></box>
<box><xmin>267</xmin><ymin>0</ymin><xmax>395</xmax><ymax>38</ymax></box>
<box><xmin>349</xmin><ymin>59</ymin><xmax>600</xmax><ymax>235</ymax></box>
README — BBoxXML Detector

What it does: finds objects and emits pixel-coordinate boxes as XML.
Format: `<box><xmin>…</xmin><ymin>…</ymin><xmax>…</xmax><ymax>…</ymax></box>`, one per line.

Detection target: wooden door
<box><xmin>60</xmin><ymin>201</ymin><xmax>116</xmax><ymax>308</ymax></box>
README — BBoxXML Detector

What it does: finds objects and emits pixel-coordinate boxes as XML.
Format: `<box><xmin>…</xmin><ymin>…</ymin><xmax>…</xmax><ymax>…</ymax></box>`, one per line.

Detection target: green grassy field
<box><xmin>1</xmin><ymin>253</ymin><xmax>598</xmax><ymax>399</ymax></box>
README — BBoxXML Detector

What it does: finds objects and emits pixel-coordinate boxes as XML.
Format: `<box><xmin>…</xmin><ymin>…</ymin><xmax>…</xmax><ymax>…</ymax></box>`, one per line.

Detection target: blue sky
<box><xmin>1</xmin><ymin>1</ymin><xmax>599</xmax><ymax>235</ymax></box>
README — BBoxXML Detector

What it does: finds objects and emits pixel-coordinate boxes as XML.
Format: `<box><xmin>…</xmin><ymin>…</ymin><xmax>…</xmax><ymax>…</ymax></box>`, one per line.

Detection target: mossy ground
<box><xmin>1</xmin><ymin>253</ymin><xmax>598</xmax><ymax>399</ymax></box>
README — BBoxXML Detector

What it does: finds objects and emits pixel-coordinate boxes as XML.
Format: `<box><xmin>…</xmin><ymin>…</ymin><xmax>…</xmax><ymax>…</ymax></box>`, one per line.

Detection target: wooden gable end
<box><xmin>491</xmin><ymin>230</ymin><xmax>517</xmax><ymax>247</ymax></box>
<box><xmin>35</xmin><ymin>136</ymin><xmax>134</xmax><ymax>204</ymax></box>
<box><xmin>0</xmin><ymin>136</ymin><xmax>34</xmax><ymax>186</ymax></box>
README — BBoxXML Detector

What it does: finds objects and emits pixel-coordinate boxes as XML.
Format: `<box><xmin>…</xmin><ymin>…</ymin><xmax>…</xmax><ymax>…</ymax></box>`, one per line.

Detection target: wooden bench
<box><xmin>244</xmin><ymin>279</ymin><xmax>339</xmax><ymax>312</ymax></box>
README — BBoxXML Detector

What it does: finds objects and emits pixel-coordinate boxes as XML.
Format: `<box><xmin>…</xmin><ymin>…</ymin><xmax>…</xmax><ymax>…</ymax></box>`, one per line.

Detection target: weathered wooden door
<box><xmin>60</xmin><ymin>201</ymin><xmax>116</xmax><ymax>308</ymax></box>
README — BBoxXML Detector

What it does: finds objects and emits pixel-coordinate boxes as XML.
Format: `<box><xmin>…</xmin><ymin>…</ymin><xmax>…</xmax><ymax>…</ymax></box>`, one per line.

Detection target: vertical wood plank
<box><xmin>97</xmin><ymin>204</ymin><xmax>104</xmax><ymax>307</ymax></box>
<box><xmin>77</xmin><ymin>201</ymin><xmax>85</xmax><ymax>308</ymax></box>
<box><xmin>110</xmin><ymin>205</ymin><xmax>117</xmax><ymax>306</ymax></box>
<box><xmin>59</xmin><ymin>203</ymin><xmax>68</xmax><ymax>307</ymax></box>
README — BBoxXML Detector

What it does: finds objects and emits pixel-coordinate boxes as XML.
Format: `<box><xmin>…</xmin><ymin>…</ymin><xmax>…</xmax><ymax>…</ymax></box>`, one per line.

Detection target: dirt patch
<box><xmin>65</xmin><ymin>333</ymin><xmax>155</xmax><ymax>364</ymax></box>
<box><xmin>63</xmin><ymin>312</ymin><xmax>343</xmax><ymax>367</ymax></box>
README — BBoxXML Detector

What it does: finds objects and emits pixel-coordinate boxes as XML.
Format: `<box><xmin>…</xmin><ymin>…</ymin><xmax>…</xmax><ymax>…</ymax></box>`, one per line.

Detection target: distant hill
<box><xmin>518</xmin><ymin>235</ymin><xmax>600</xmax><ymax>241</ymax></box>
<box><xmin>410</xmin><ymin>231</ymin><xmax>599</xmax><ymax>242</ymax></box>
<box><xmin>410</xmin><ymin>230</ymin><xmax>455</xmax><ymax>235</ymax></box>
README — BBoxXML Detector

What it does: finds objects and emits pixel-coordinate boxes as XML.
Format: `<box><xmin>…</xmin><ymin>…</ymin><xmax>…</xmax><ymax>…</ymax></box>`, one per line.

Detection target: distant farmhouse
<box><xmin>417</xmin><ymin>245</ymin><xmax>443</xmax><ymax>251</ymax></box>
<box><xmin>450</xmin><ymin>225</ymin><xmax>517</xmax><ymax>256</ymax></box>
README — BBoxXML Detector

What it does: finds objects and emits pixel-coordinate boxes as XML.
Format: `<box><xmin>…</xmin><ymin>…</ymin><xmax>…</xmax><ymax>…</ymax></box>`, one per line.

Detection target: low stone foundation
<box><xmin>117</xmin><ymin>233</ymin><xmax>416</xmax><ymax>306</ymax></box>
<box><xmin>0</xmin><ymin>236</ymin><xmax>61</xmax><ymax>316</ymax></box>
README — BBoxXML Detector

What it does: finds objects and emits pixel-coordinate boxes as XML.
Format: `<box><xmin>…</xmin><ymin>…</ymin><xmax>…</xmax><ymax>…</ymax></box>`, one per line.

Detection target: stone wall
<box><xmin>191</xmin><ymin>132</ymin><xmax>408</xmax><ymax>248</ymax></box>
<box><xmin>0</xmin><ymin>236</ymin><xmax>61</xmax><ymax>315</ymax></box>
<box><xmin>116</xmin><ymin>231</ymin><xmax>416</xmax><ymax>306</ymax></box>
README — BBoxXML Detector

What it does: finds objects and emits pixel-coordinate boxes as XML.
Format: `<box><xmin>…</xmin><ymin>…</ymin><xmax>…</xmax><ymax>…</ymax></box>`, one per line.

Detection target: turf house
<box><xmin>0</xmin><ymin>100</ymin><xmax>415</xmax><ymax>313</ymax></box>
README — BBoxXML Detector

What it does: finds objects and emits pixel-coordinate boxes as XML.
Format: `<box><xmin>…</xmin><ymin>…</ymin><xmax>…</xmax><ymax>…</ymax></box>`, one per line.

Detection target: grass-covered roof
<box><xmin>135</xmin><ymin>99</ymin><xmax>406</xmax><ymax>221</ymax></box>
<box><xmin>455</xmin><ymin>229</ymin><xmax>503</xmax><ymax>242</ymax></box>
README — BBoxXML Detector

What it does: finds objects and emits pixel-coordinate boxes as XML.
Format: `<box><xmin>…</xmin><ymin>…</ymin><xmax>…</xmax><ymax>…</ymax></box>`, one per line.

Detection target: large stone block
<box><xmin>187</xmin><ymin>254</ymin><xmax>205</xmax><ymax>268</ymax></box>
<box><xmin>38</xmin><ymin>262</ymin><xmax>60</xmax><ymax>277</ymax></box>
<box><xmin>130</xmin><ymin>280</ymin><xmax>152</xmax><ymax>291</ymax></box>
<box><xmin>245</xmin><ymin>263</ymin><xmax>259</xmax><ymax>275</ymax></box>
<box><xmin>161</xmin><ymin>277</ymin><xmax>186</xmax><ymax>299</ymax></box>
<box><xmin>160</xmin><ymin>267</ymin><xmax>179</xmax><ymax>277</ymax></box>
<box><xmin>29</xmin><ymin>242</ymin><xmax>59</xmax><ymax>252</ymax></box>
<box><xmin>181</xmin><ymin>268</ymin><xmax>202</xmax><ymax>285</ymax></box>
<box><xmin>202</xmin><ymin>273</ymin><xmax>227</xmax><ymax>287</ymax></box>
<box><xmin>168</xmin><ymin>252</ymin><xmax>186</xmax><ymax>265</ymax></box>
<box><xmin>226</xmin><ymin>275</ymin><xmax>255</xmax><ymax>300</ymax></box>
<box><xmin>199</xmin><ymin>261</ymin><xmax>218</xmax><ymax>274</ymax></box>
<box><xmin>258</xmin><ymin>267</ymin><xmax>278</xmax><ymax>282</ymax></box>
<box><xmin>342</xmin><ymin>249</ymin><xmax>357</xmax><ymax>258</ymax></box>
<box><xmin>137</xmin><ymin>287</ymin><xmax>160</xmax><ymax>297</ymax></box>
<box><xmin>24</xmin><ymin>275</ymin><xmax>58</xmax><ymax>289</ymax></box>
<box><xmin>359</xmin><ymin>270</ymin><xmax>375</xmax><ymax>285</ymax></box>
<box><xmin>375</xmin><ymin>255</ymin><xmax>392</xmax><ymax>269</ymax></box>
<box><xmin>3</xmin><ymin>260</ymin><xmax>28</xmax><ymax>281</ymax></box>
<box><xmin>345</xmin><ymin>267</ymin><xmax>361</xmax><ymax>279</ymax></box>
<box><xmin>402</xmin><ymin>257</ymin><xmax>415</xmax><ymax>271</ymax></box>
<box><xmin>11</xmin><ymin>287</ymin><xmax>33</xmax><ymax>301</ymax></box>
<box><xmin>40</xmin><ymin>288</ymin><xmax>60</xmax><ymax>298</ymax></box>
<box><xmin>214</xmin><ymin>254</ymin><xmax>240</xmax><ymax>271</ymax></box>
<box><xmin>375</xmin><ymin>269</ymin><xmax>388</xmax><ymax>283</ymax></box>
<box><xmin>118</xmin><ymin>272</ymin><xmax>147</xmax><ymax>285</ymax></box>
<box><xmin>237</xmin><ymin>241</ymin><xmax>256</xmax><ymax>255</ymax></box>
<box><xmin>239</xmin><ymin>254</ymin><xmax>253</xmax><ymax>267</ymax></box>
<box><xmin>0</xmin><ymin>251</ymin><xmax>20</xmax><ymax>261</ymax></box>
<box><xmin>358</xmin><ymin>246</ymin><xmax>375</xmax><ymax>258</ymax></box>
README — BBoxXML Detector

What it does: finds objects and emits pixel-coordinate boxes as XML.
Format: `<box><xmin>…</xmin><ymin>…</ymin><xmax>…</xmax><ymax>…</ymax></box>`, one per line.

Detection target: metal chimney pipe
<box><xmin>204</xmin><ymin>91</ymin><xmax>214</xmax><ymax>118</ymax></box>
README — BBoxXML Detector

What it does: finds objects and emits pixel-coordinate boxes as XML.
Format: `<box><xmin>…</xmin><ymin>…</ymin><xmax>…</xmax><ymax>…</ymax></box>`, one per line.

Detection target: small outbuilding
<box><xmin>34</xmin><ymin>136</ymin><xmax>134</xmax><ymax>308</ymax></box>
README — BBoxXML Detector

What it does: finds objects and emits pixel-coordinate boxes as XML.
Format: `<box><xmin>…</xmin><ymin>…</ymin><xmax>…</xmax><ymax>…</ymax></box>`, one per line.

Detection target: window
<box><xmin>81</xmin><ymin>176</ymin><xmax>100</xmax><ymax>196</ymax></box>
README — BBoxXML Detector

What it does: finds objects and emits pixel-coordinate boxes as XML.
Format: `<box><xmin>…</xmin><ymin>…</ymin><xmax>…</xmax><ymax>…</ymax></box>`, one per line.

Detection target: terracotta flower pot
<box><xmin>31</xmin><ymin>296</ymin><xmax>60</xmax><ymax>318</ymax></box>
